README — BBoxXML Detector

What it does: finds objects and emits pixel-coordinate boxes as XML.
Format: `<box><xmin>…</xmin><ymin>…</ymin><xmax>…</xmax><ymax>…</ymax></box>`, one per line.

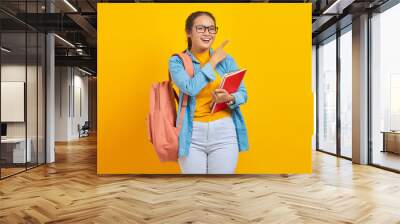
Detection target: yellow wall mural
<box><xmin>98</xmin><ymin>3</ymin><xmax>313</xmax><ymax>174</ymax></box>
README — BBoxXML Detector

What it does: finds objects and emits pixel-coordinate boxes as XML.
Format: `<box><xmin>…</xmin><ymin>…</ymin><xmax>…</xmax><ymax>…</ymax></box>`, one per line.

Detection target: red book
<box><xmin>211</xmin><ymin>69</ymin><xmax>247</xmax><ymax>113</ymax></box>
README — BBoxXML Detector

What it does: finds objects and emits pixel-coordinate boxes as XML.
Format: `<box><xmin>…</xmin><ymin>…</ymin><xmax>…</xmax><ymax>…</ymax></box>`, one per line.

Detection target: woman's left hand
<box><xmin>212</xmin><ymin>89</ymin><xmax>235</xmax><ymax>104</ymax></box>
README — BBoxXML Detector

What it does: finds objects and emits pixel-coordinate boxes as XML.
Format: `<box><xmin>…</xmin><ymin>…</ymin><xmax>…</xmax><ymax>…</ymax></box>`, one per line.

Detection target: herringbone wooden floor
<box><xmin>1</xmin><ymin>134</ymin><xmax>400</xmax><ymax>224</ymax></box>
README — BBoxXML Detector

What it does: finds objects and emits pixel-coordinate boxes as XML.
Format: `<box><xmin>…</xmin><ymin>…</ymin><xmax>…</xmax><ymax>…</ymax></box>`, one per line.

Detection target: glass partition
<box><xmin>38</xmin><ymin>32</ymin><xmax>45</xmax><ymax>165</ymax></box>
<box><xmin>0</xmin><ymin>1</ymin><xmax>46</xmax><ymax>179</ymax></box>
<box><xmin>1</xmin><ymin>30</ymin><xmax>28</xmax><ymax>177</ymax></box>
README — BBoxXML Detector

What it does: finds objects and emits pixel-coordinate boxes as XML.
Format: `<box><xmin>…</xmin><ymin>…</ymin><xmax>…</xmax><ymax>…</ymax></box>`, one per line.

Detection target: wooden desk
<box><xmin>381</xmin><ymin>131</ymin><xmax>400</xmax><ymax>154</ymax></box>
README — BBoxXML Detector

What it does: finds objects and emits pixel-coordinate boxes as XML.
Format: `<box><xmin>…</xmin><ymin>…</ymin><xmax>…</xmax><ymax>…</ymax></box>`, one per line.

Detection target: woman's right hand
<box><xmin>210</xmin><ymin>40</ymin><xmax>229</xmax><ymax>69</ymax></box>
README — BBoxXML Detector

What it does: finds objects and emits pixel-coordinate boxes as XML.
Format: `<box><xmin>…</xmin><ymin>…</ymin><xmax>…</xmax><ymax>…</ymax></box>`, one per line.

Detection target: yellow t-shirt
<box><xmin>193</xmin><ymin>50</ymin><xmax>231</xmax><ymax>122</ymax></box>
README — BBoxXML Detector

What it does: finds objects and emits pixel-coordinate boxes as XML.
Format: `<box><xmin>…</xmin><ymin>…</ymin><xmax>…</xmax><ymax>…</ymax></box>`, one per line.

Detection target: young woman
<box><xmin>169</xmin><ymin>11</ymin><xmax>249</xmax><ymax>174</ymax></box>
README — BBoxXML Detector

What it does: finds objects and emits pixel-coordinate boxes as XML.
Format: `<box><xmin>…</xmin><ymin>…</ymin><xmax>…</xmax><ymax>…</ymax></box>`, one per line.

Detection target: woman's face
<box><xmin>188</xmin><ymin>15</ymin><xmax>217</xmax><ymax>52</ymax></box>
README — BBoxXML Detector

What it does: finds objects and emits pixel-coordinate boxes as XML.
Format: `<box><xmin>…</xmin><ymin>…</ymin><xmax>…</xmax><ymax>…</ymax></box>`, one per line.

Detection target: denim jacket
<box><xmin>168</xmin><ymin>48</ymin><xmax>249</xmax><ymax>157</ymax></box>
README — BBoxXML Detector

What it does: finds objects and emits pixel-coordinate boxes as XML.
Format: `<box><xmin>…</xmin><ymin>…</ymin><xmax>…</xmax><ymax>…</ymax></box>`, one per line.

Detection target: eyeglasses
<box><xmin>195</xmin><ymin>25</ymin><xmax>218</xmax><ymax>34</ymax></box>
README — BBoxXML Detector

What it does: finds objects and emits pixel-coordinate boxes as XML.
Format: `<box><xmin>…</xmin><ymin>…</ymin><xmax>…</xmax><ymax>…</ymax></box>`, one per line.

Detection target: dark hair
<box><xmin>185</xmin><ymin>11</ymin><xmax>216</xmax><ymax>50</ymax></box>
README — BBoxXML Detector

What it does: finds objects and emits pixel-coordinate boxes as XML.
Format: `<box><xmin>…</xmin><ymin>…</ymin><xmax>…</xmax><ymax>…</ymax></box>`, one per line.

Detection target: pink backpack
<box><xmin>146</xmin><ymin>53</ymin><xmax>194</xmax><ymax>162</ymax></box>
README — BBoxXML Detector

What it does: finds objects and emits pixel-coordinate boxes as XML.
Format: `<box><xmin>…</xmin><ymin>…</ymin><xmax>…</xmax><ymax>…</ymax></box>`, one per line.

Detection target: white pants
<box><xmin>179</xmin><ymin>116</ymin><xmax>239</xmax><ymax>174</ymax></box>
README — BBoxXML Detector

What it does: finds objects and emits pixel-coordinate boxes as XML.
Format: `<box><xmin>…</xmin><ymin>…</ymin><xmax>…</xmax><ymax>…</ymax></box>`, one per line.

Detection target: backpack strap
<box><xmin>170</xmin><ymin>52</ymin><xmax>194</xmax><ymax>131</ymax></box>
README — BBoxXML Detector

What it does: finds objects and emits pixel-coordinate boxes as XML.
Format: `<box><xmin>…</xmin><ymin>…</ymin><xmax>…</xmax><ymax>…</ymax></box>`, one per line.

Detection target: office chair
<box><xmin>79</xmin><ymin>121</ymin><xmax>90</xmax><ymax>138</ymax></box>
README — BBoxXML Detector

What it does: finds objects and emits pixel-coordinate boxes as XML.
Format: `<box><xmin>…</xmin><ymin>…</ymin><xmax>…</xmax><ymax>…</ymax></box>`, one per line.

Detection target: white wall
<box><xmin>1</xmin><ymin>65</ymin><xmax>39</xmax><ymax>137</ymax></box>
<box><xmin>55</xmin><ymin>67</ymin><xmax>89</xmax><ymax>141</ymax></box>
<box><xmin>55</xmin><ymin>66</ymin><xmax>69</xmax><ymax>141</ymax></box>
<box><xmin>73</xmin><ymin>72</ymin><xmax>89</xmax><ymax>138</ymax></box>
<box><xmin>1</xmin><ymin>65</ymin><xmax>26</xmax><ymax>134</ymax></box>
<box><xmin>1</xmin><ymin>82</ymin><xmax>25</xmax><ymax>122</ymax></box>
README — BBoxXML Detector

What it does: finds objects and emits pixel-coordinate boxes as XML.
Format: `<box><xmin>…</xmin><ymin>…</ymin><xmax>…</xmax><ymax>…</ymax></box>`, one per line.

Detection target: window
<box><xmin>339</xmin><ymin>28</ymin><xmax>352</xmax><ymax>158</ymax></box>
<box><xmin>317</xmin><ymin>35</ymin><xmax>337</xmax><ymax>154</ymax></box>
<box><xmin>371</xmin><ymin>2</ymin><xmax>400</xmax><ymax>171</ymax></box>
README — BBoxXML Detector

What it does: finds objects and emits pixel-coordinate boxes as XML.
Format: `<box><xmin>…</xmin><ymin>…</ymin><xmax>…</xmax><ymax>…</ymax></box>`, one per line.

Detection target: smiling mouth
<box><xmin>200</xmin><ymin>37</ymin><xmax>212</xmax><ymax>44</ymax></box>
